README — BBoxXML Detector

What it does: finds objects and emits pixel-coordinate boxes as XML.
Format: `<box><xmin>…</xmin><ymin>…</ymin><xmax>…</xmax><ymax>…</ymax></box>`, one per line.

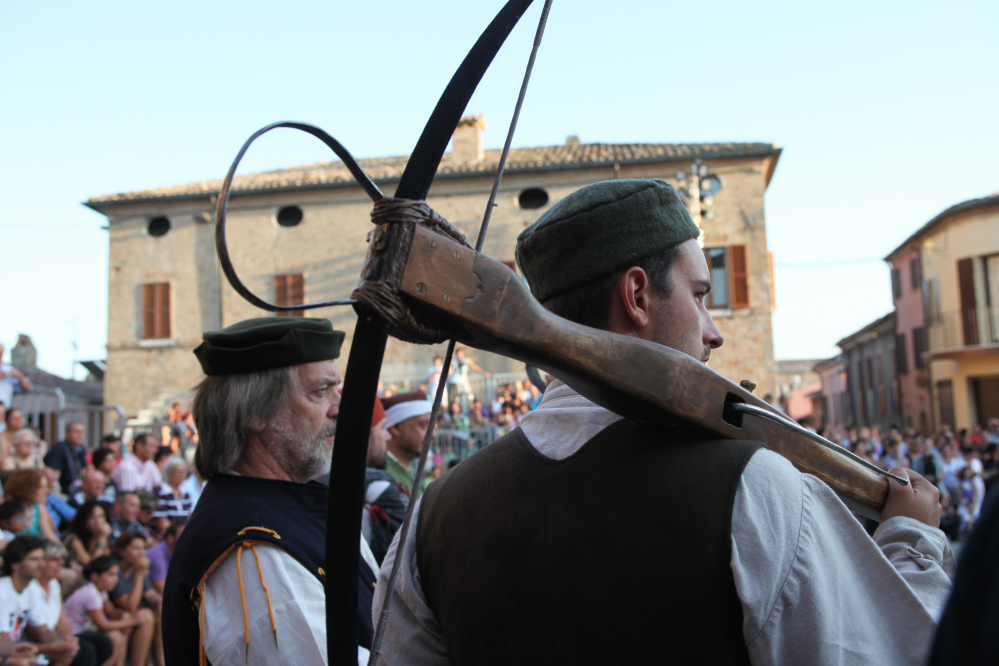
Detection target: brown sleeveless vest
<box><xmin>416</xmin><ymin>419</ymin><xmax>763</xmax><ymax>665</ymax></box>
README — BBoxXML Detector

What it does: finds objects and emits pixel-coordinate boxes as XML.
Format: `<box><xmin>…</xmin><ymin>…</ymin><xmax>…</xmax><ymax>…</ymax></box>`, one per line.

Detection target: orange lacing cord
<box><xmin>238</xmin><ymin>526</ymin><xmax>281</xmax><ymax>539</ymax></box>
<box><xmin>249</xmin><ymin>543</ymin><xmax>279</xmax><ymax>649</ymax></box>
<box><xmin>194</xmin><ymin>531</ymin><xmax>284</xmax><ymax>665</ymax></box>
<box><xmin>197</xmin><ymin>581</ymin><xmax>207</xmax><ymax>666</ymax></box>
<box><xmin>236</xmin><ymin>543</ymin><xmax>250</xmax><ymax>664</ymax></box>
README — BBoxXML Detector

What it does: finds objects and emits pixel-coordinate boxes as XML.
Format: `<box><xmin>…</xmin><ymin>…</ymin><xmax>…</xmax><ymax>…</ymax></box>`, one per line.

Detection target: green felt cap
<box><xmin>194</xmin><ymin>317</ymin><xmax>345</xmax><ymax>376</ymax></box>
<box><xmin>515</xmin><ymin>179</ymin><xmax>699</xmax><ymax>303</ymax></box>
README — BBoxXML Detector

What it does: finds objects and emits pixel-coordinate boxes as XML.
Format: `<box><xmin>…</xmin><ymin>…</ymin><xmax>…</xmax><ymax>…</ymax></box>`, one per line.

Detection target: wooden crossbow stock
<box><xmin>212</xmin><ymin>2</ymin><xmax>902</xmax><ymax>663</ymax></box>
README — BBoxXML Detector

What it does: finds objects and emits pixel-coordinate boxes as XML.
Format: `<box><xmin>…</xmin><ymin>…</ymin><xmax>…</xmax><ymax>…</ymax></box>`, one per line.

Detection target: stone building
<box><xmin>813</xmin><ymin>357</ymin><xmax>848</xmax><ymax>437</ymax></box>
<box><xmin>86</xmin><ymin>118</ymin><xmax>782</xmax><ymax>419</ymax></box>
<box><xmin>837</xmin><ymin>312</ymin><xmax>902</xmax><ymax>433</ymax></box>
<box><xmin>7</xmin><ymin>334</ymin><xmax>113</xmax><ymax>448</ymax></box>
<box><xmin>884</xmin><ymin>240</ymin><xmax>932</xmax><ymax>434</ymax></box>
<box><xmin>885</xmin><ymin>193</ymin><xmax>999</xmax><ymax>431</ymax></box>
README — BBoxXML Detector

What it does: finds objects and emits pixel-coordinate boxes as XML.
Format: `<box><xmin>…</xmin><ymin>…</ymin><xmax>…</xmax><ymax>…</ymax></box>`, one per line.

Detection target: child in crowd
<box><xmin>110</xmin><ymin>532</ymin><xmax>157</xmax><ymax>666</ymax></box>
<box><xmin>0</xmin><ymin>500</ymin><xmax>29</xmax><ymax>548</ymax></box>
<box><xmin>63</xmin><ymin>555</ymin><xmax>136</xmax><ymax>666</ymax></box>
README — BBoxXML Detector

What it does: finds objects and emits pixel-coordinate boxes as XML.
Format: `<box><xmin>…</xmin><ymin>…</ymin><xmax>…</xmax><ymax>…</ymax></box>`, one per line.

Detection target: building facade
<box><xmin>813</xmin><ymin>357</ymin><xmax>847</xmax><ymax>436</ymax></box>
<box><xmin>886</xmin><ymin>194</ymin><xmax>999</xmax><ymax>431</ymax></box>
<box><xmin>884</xmin><ymin>246</ymin><xmax>932</xmax><ymax>433</ymax></box>
<box><xmin>838</xmin><ymin>313</ymin><xmax>902</xmax><ymax>433</ymax></box>
<box><xmin>87</xmin><ymin>119</ymin><xmax>782</xmax><ymax>419</ymax></box>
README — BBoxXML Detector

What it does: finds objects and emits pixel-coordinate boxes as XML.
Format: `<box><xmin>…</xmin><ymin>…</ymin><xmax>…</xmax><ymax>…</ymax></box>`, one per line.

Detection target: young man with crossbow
<box><xmin>373</xmin><ymin>179</ymin><xmax>953</xmax><ymax>666</ymax></box>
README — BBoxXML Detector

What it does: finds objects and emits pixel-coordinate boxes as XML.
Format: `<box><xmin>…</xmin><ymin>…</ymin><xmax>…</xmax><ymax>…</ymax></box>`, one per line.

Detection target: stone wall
<box><xmin>100</xmin><ymin>152</ymin><xmax>778</xmax><ymax>418</ymax></box>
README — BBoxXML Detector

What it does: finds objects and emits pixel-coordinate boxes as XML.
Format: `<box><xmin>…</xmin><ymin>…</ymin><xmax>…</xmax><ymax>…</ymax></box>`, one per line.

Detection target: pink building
<box><xmin>884</xmin><ymin>248</ymin><xmax>932</xmax><ymax>434</ymax></box>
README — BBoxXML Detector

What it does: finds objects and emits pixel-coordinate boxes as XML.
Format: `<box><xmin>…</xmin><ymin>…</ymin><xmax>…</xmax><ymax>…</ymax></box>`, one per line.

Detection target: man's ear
<box><xmin>247</xmin><ymin>419</ymin><xmax>267</xmax><ymax>434</ymax></box>
<box><xmin>387</xmin><ymin>424</ymin><xmax>401</xmax><ymax>439</ymax></box>
<box><xmin>616</xmin><ymin>266</ymin><xmax>651</xmax><ymax>331</ymax></box>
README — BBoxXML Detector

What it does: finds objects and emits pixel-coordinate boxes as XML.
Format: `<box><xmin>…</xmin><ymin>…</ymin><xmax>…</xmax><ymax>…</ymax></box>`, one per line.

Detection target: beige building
<box><xmin>885</xmin><ymin>193</ymin><xmax>999</xmax><ymax>430</ymax></box>
<box><xmin>87</xmin><ymin>119</ymin><xmax>782</xmax><ymax>419</ymax></box>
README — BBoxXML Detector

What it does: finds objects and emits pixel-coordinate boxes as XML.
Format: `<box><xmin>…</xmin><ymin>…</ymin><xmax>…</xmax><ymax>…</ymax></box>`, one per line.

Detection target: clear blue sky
<box><xmin>1</xmin><ymin>0</ymin><xmax>996</xmax><ymax>378</ymax></box>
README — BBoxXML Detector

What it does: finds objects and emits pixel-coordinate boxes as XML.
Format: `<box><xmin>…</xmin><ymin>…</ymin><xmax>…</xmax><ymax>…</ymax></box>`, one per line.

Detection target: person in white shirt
<box><xmin>163</xmin><ymin>317</ymin><xmax>376</xmax><ymax>666</ymax></box>
<box><xmin>38</xmin><ymin>542</ymin><xmax>114</xmax><ymax>666</ymax></box>
<box><xmin>372</xmin><ymin>179</ymin><xmax>954</xmax><ymax>665</ymax></box>
<box><xmin>0</xmin><ymin>536</ymin><xmax>78</xmax><ymax>666</ymax></box>
<box><xmin>111</xmin><ymin>434</ymin><xmax>162</xmax><ymax>493</ymax></box>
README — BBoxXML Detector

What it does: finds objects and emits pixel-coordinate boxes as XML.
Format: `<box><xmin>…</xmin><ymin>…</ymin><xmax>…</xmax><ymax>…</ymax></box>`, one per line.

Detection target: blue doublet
<box><xmin>163</xmin><ymin>474</ymin><xmax>376</xmax><ymax>665</ymax></box>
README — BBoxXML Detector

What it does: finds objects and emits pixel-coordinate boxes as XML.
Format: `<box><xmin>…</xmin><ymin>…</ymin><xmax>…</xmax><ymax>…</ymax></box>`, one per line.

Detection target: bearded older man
<box><xmin>163</xmin><ymin>318</ymin><xmax>378</xmax><ymax>666</ymax></box>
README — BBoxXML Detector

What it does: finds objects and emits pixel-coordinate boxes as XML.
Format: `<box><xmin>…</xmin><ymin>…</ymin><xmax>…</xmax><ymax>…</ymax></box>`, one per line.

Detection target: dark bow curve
<box><xmin>327</xmin><ymin>2</ymin><xmax>537</xmax><ymax>663</ymax></box>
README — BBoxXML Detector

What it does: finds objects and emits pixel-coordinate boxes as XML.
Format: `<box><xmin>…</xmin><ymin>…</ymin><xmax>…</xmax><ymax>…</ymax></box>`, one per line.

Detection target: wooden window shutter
<box><xmin>275</xmin><ymin>274</ymin><xmax>305</xmax><ymax>317</ymax></box>
<box><xmin>729</xmin><ymin>245</ymin><xmax>749</xmax><ymax>309</ymax></box>
<box><xmin>895</xmin><ymin>333</ymin><xmax>908</xmax><ymax>374</ymax></box>
<box><xmin>957</xmin><ymin>257</ymin><xmax>978</xmax><ymax>345</ymax></box>
<box><xmin>910</xmin><ymin>257</ymin><xmax>921</xmax><ymax>288</ymax></box>
<box><xmin>142</xmin><ymin>282</ymin><xmax>170</xmax><ymax>339</ymax></box>
<box><xmin>891</xmin><ymin>268</ymin><xmax>902</xmax><ymax>299</ymax></box>
<box><xmin>913</xmin><ymin>326</ymin><xmax>927</xmax><ymax>369</ymax></box>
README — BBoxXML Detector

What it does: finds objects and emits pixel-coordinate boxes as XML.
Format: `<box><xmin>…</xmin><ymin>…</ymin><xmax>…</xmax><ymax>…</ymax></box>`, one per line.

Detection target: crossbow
<box><xmin>210</xmin><ymin>2</ymin><xmax>905</xmax><ymax>663</ymax></box>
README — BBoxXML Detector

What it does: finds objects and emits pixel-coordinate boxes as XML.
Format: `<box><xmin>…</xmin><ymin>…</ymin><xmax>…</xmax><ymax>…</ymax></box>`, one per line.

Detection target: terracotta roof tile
<box><xmin>87</xmin><ymin>141</ymin><xmax>780</xmax><ymax>206</ymax></box>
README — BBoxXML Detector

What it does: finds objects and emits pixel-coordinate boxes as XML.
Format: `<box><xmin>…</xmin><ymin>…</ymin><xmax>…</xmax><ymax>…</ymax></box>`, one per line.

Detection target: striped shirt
<box><xmin>154</xmin><ymin>484</ymin><xmax>193</xmax><ymax>519</ymax></box>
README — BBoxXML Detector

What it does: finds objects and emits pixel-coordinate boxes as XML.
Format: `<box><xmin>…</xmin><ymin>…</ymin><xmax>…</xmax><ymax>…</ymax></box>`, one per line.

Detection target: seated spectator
<box><xmin>90</xmin><ymin>448</ymin><xmax>118</xmax><ymax>504</ymax></box>
<box><xmin>64</xmin><ymin>500</ymin><xmax>112</xmax><ymax>567</ymax></box>
<box><xmin>64</xmin><ymin>555</ymin><xmax>137</xmax><ymax>666</ymax></box>
<box><xmin>4</xmin><ymin>468</ymin><xmax>59</xmax><ymax>542</ymax></box>
<box><xmin>96</xmin><ymin>435</ymin><xmax>122</xmax><ymax>465</ymax></box>
<box><xmin>146</xmin><ymin>519</ymin><xmax>186</xmax><ymax>595</ymax></box>
<box><xmin>111</xmin><ymin>434</ymin><xmax>161</xmax><ymax>494</ymax></box>
<box><xmin>2</xmin><ymin>429</ymin><xmax>44</xmax><ymax>471</ymax></box>
<box><xmin>153</xmin><ymin>459</ymin><xmax>193</xmax><ymax>520</ymax></box>
<box><xmin>68</xmin><ymin>469</ymin><xmax>112</xmax><ymax>514</ymax></box>
<box><xmin>109</xmin><ymin>493</ymin><xmax>148</xmax><ymax>541</ymax></box>
<box><xmin>153</xmin><ymin>447</ymin><xmax>172</xmax><ymax>477</ymax></box>
<box><xmin>135</xmin><ymin>490</ymin><xmax>158</xmax><ymax>540</ymax></box>
<box><xmin>0</xmin><ymin>535</ymin><xmax>78</xmax><ymax>666</ymax></box>
<box><xmin>0</xmin><ymin>501</ymin><xmax>29</xmax><ymax>549</ymax></box>
<box><xmin>110</xmin><ymin>532</ymin><xmax>157</xmax><ymax>666</ymax></box>
<box><xmin>38</xmin><ymin>541</ymin><xmax>113</xmax><ymax>666</ymax></box>
<box><xmin>178</xmin><ymin>467</ymin><xmax>205</xmax><ymax>510</ymax></box>
<box><xmin>880</xmin><ymin>438</ymin><xmax>909</xmax><ymax>471</ymax></box>
<box><xmin>43</xmin><ymin>422</ymin><xmax>88</xmax><ymax>495</ymax></box>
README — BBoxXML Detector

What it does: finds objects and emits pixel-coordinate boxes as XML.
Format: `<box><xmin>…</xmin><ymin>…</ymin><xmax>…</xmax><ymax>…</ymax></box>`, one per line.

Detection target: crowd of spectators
<box><xmin>822</xmin><ymin>419</ymin><xmax>999</xmax><ymax>540</ymax></box>
<box><xmin>0</xmin><ymin>411</ymin><xmax>202</xmax><ymax>666</ymax></box>
<box><xmin>378</xmin><ymin>350</ymin><xmax>545</xmax><ymax>474</ymax></box>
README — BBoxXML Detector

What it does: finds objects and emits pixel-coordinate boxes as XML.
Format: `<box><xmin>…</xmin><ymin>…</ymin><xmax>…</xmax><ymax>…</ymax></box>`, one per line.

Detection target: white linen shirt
<box><xmin>372</xmin><ymin>379</ymin><xmax>955</xmax><ymax>666</ymax></box>
<box><xmin>112</xmin><ymin>454</ymin><xmax>162</xmax><ymax>493</ymax></box>
<box><xmin>203</xmin><ymin>535</ymin><xmax>378</xmax><ymax>666</ymax></box>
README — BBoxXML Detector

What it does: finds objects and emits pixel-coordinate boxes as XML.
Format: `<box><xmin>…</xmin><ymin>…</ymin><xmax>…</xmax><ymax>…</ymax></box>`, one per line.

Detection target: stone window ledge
<box><xmin>709</xmin><ymin>308</ymin><xmax>733</xmax><ymax>318</ymax></box>
<box><xmin>137</xmin><ymin>338</ymin><xmax>179</xmax><ymax>348</ymax></box>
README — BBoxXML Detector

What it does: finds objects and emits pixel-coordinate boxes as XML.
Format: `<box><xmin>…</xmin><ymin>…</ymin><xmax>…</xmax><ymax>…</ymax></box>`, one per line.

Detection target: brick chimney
<box><xmin>11</xmin><ymin>334</ymin><xmax>37</xmax><ymax>370</ymax></box>
<box><xmin>452</xmin><ymin>115</ymin><xmax>487</xmax><ymax>161</ymax></box>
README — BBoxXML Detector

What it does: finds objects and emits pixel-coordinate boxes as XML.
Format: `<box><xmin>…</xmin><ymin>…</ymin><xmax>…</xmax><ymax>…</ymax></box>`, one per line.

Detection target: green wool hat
<box><xmin>193</xmin><ymin>317</ymin><xmax>345</xmax><ymax>376</ymax></box>
<box><xmin>515</xmin><ymin>179</ymin><xmax>700</xmax><ymax>303</ymax></box>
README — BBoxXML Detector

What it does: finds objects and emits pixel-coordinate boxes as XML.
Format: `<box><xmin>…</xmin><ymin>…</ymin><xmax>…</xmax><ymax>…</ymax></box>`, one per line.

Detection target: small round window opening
<box><xmin>277</xmin><ymin>206</ymin><xmax>304</xmax><ymax>227</ymax></box>
<box><xmin>518</xmin><ymin>188</ymin><xmax>549</xmax><ymax>210</ymax></box>
<box><xmin>147</xmin><ymin>216</ymin><xmax>170</xmax><ymax>237</ymax></box>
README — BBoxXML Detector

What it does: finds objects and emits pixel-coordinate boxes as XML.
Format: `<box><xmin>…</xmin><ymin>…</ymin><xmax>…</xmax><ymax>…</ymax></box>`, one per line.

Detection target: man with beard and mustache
<box><xmin>374</xmin><ymin>180</ymin><xmax>952</xmax><ymax>666</ymax></box>
<box><xmin>163</xmin><ymin>318</ymin><xmax>379</xmax><ymax>666</ymax></box>
<box><xmin>361</xmin><ymin>397</ymin><xmax>409</xmax><ymax>566</ymax></box>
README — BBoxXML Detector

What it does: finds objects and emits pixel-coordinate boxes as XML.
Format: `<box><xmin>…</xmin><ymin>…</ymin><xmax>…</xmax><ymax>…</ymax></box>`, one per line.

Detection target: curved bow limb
<box><xmin>326</xmin><ymin>2</ymin><xmax>536</xmax><ymax>664</ymax></box>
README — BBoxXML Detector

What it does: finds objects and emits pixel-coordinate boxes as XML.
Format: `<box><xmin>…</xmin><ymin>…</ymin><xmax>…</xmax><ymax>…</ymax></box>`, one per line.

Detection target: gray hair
<box><xmin>12</xmin><ymin>428</ymin><xmax>38</xmax><ymax>446</ymax></box>
<box><xmin>192</xmin><ymin>366</ymin><xmax>296</xmax><ymax>478</ymax></box>
<box><xmin>163</xmin><ymin>457</ymin><xmax>188</xmax><ymax>478</ymax></box>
